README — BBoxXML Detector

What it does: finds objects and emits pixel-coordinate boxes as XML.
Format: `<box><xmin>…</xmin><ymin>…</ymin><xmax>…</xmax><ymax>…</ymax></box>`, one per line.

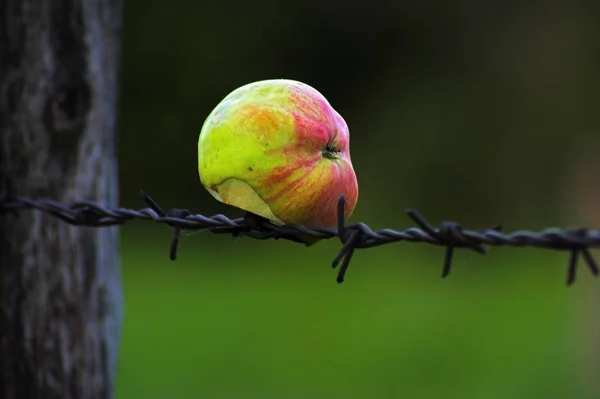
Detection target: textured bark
<box><xmin>568</xmin><ymin>148</ymin><xmax>600</xmax><ymax>399</ymax></box>
<box><xmin>0</xmin><ymin>0</ymin><xmax>124</xmax><ymax>398</ymax></box>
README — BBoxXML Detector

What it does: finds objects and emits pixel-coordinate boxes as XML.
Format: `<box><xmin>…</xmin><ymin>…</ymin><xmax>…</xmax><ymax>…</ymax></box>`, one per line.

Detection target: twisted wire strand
<box><xmin>1</xmin><ymin>191</ymin><xmax>599</xmax><ymax>285</ymax></box>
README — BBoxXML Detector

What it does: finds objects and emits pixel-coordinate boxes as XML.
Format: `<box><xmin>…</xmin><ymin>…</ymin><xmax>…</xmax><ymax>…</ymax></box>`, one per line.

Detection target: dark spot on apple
<box><xmin>322</xmin><ymin>142</ymin><xmax>340</xmax><ymax>159</ymax></box>
<box><xmin>247</xmin><ymin>167</ymin><xmax>253</xmax><ymax>171</ymax></box>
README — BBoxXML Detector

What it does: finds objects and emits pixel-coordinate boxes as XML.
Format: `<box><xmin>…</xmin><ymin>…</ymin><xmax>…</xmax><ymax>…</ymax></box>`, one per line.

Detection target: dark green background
<box><xmin>114</xmin><ymin>1</ymin><xmax>600</xmax><ymax>398</ymax></box>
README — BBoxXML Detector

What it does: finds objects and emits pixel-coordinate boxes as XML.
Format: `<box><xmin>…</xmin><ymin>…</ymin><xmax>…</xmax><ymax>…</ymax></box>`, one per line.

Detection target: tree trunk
<box><xmin>567</xmin><ymin>147</ymin><xmax>600</xmax><ymax>399</ymax></box>
<box><xmin>0</xmin><ymin>0</ymin><xmax>124</xmax><ymax>398</ymax></box>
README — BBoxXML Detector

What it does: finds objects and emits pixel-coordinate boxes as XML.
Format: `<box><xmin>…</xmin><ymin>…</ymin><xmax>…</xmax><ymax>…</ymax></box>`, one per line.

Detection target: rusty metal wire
<box><xmin>1</xmin><ymin>191</ymin><xmax>599</xmax><ymax>285</ymax></box>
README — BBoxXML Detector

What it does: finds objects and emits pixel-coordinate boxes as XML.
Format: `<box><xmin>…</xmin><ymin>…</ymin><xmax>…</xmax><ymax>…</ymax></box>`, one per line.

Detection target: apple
<box><xmin>197</xmin><ymin>79</ymin><xmax>359</xmax><ymax>244</ymax></box>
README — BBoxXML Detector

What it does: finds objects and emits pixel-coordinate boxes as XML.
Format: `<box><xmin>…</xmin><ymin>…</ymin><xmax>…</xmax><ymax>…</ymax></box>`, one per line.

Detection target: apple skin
<box><xmin>197</xmin><ymin>79</ymin><xmax>359</xmax><ymax>242</ymax></box>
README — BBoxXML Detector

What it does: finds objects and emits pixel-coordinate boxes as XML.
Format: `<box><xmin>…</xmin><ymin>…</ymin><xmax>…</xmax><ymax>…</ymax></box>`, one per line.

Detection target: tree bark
<box><xmin>567</xmin><ymin>147</ymin><xmax>600</xmax><ymax>399</ymax></box>
<box><xmin>0</xmin><ymin>0</ymin><xmax>124</xmax><ymax>398</ymax></box>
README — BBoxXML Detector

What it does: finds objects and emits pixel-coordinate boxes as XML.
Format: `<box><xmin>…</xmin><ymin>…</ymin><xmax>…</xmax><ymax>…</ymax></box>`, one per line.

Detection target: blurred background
<box><xmin>114</xmin><ymin>1</ymin><xmax>600</xmax><ymax>398</ymax></box>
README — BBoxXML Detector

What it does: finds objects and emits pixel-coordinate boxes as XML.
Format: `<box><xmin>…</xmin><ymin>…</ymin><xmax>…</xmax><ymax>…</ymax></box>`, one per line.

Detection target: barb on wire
<box><xmin>1</xmin><ymin>191</ymin><xmax>599</xmax><ymax>286</ymax></box>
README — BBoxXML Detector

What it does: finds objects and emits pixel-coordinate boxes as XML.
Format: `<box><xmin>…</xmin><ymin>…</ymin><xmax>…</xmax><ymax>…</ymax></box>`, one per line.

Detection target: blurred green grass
<box><xmin>115</xmin><ymin>225</ymin><xmax>590</xmax><ymax>399</ymax></box>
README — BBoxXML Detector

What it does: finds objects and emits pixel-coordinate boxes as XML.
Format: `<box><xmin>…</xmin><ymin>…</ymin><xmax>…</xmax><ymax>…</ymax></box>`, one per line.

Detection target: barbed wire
<box><xmin>1</xmin><ymin>191</ymin><xmax>599</xmax><ymax>285</ymax></box>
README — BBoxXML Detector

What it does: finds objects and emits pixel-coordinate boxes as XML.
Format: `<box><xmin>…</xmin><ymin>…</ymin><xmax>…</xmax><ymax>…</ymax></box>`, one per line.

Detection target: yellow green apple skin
<box><xmin>197</xmin><ymin>79</ymin><xmax>359</xmax><ymax>244</ymax></box>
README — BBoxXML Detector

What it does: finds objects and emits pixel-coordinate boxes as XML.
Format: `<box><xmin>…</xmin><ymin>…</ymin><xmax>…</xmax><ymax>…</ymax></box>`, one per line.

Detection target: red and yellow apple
<box><xmin>197</xmin><ymin>79</ymin><xmax>359</xmax><ymax>245</ymax></box>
